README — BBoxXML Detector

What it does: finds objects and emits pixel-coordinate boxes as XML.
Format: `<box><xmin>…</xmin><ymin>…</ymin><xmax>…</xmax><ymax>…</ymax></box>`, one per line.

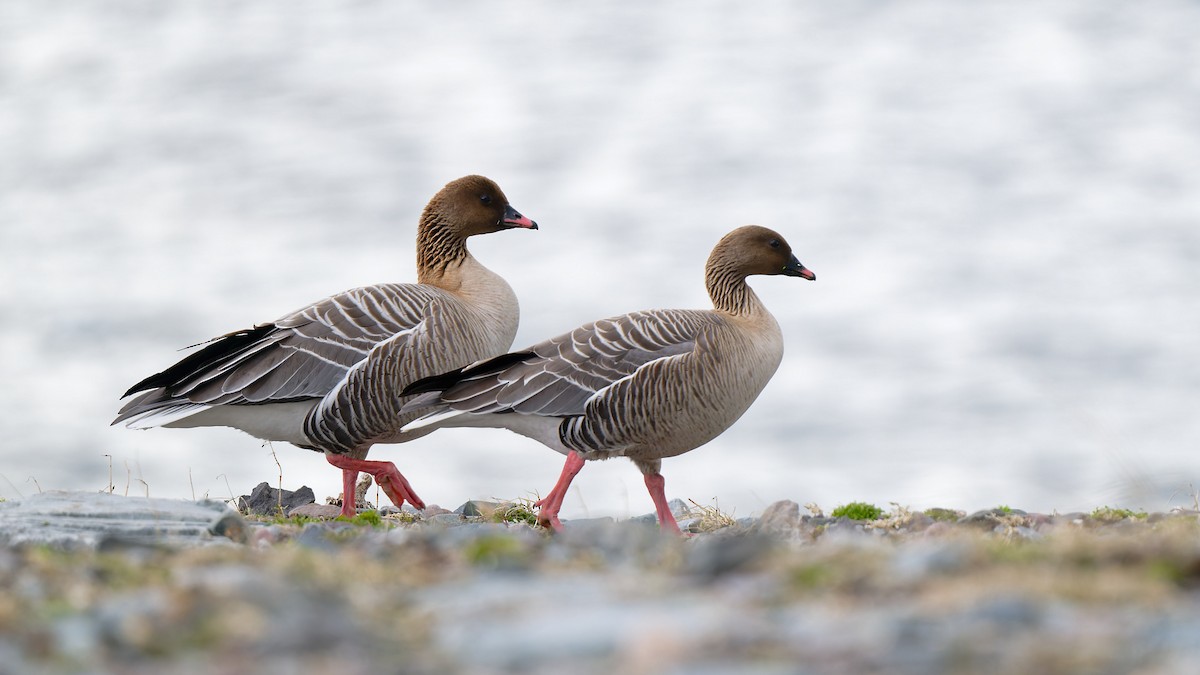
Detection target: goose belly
<box><xmin>164</xmin><ymin>400</ymin><xmax>318</xmax><ymax>448</ymax></box>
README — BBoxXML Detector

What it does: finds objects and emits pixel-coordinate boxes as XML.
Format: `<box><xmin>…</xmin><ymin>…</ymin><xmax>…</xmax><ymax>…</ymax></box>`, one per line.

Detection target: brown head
<box><xmin>422</xmin><ymin>175</ymin><xmax>537</xmax><ymax>238</ymax></box>
<box><xmin>417</xmin><ymin>175</ymin><xmax>537</xmax><ymax>277</ymax></box>
<box><xmin>707</xmin><ymin>225</ymin><xmax>814</xmax><ymax>281</ymax></box>
<box><xmin>704</xmin><ymin>225</ymin><xmax>814</xmax><ymax>314</ymax></box>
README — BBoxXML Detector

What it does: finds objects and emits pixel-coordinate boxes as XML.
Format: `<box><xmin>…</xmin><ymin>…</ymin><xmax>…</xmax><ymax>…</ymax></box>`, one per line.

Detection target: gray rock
<box><xmin>960</xmin><ymin>508</ymin><xmax>1019</xmax><ymax>530</ymax></box>
<box><xmin>0</xmin><ymin>491</ymin><xmax>241</xmax><ymax>549</ymax></box>
<box><xmin>1011</xmin><ymin>526</ymin><xmax>1044</xmax><ymax>541</ymax></box>
<box><xmin>891</xmin><ymin>540</ymin><xmax>970</xmax><ymax>581</ymax></box>
<box><xmin>966</xmin><ymin>595</ymin><xmax>1043</xmax><ymax>628</ymax></box>
<box><xmin>755</xmin><ymin>499</ymin><xmax>800</xmax><ymax>535</ymax></box>
<box><xmin>684</xmin><ymin>531</ymin><xmax>776</xmax><ymax>577</ymax></box>
<box><xmin>454</xmin><ymin>500</ymin><xmax>503</xmax><ymax>517</ymax></box>
<box><xmin>236</xmin><ymin>482</ymin><xmax>316</xmax><ymax>516</ymax></box>
<box><xmin>208</xmin><ymin>510</ymin><xmax>250</xmax><ymax>543</ymax></box>
<box><xmin>293</xmin><ymin>521</ymin><xmax>356</xmax><ymax>551</ymax></box>
<box><xmin>425</xmin><ymin>513</ymin><xmax>467</xmax><ymax>527</ymax></box>
<box><xmin>379</xmin><ymin>503</ymin><xmax>425</xmax><ymax>516</ymax></box>
<box><xmin>631</xmin><ymin>499</ymin><xmax>691</xmax><ymax>525</ymax></box>
<box><xmin>556</xmin><ymin>517</ymin><xmax>668</xmax><ymax>563</ymax></box>
<box><xmin>898</xmin><ymin>512</ymin><xmax>935</xmax><ymax>531</ymax></box>
<box><xmin>559</xmin><ymin>516</ymin><xmax>616</xmax><ymax>531</ymax></box>
<box><xmin>668</xmin><ymin>498</ymin><xmax>690</xmax><ymax>517</ymax></box>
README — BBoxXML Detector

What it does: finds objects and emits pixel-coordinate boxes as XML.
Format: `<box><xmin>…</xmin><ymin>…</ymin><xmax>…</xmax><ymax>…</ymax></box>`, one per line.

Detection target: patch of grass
<box><xmin>385</xmin><ymin>511</ymin><xmax>420</xmax><ymax>525</ymax></box>
<box><xmin>685</xmin><ymin>498</ymin><xmax>738</xmax><ymax>532</ymax></box>
<box><xmin>924</xmin><ymin>508</ymin><xmax>963</xmax><ymax>522</ymax></box>
<box><xmin>831</xmin><ymin>502</ymin><xmax>883</xmax><ymax>521</ymax></box>
<box><xmin>336</xmin><ymin>510</ymin><xmax>384</xmax><ymax>527</ymax></box>
<box><xmin>250</xmin><ymin>511</ymin><xmax>322</xmax><ymax>527</ymax></box>
<box><xmin>489</xmin><ymin>499</ymin><xmax>539</xmax><ymax>526</ymax></box>
<box><xmin>1090</xmin><ymin>506</ymin><xmax>1148</xmax><ymax>522</ymax></box>
<box><xmin>463</xmin><ymin>535</ymin><xmax>531</xmax><ymax>568</ymax></box>
<box><xmin>996</xmin><ymin>505</ymin><xmax>1014</xmax><ymax>515</ymax></box>
<box><xmin>789</xmin><ymin>562</ymin><xmax>834</xmax><ymax>589</ymax></box>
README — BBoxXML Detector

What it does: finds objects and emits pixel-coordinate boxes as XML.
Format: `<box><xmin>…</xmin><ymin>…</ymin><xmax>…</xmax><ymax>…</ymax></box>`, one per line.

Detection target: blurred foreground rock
<box><xmin>0</xmin><ymin>491</ymin><xmax>244</xmax><ymax>550</ymax></box>
<box><xmin>2</xmin><ymin>493</ymin><xmax>1200</xmax><ymax>675</ymax></box>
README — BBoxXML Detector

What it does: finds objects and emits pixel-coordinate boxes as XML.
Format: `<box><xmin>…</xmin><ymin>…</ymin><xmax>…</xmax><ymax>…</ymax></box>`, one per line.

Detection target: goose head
<box><xmin>429</xmin><ymin>175</ymin><xmax>538</xmax><ymax>237</ymax></box>
<box><xmin>710</xmin><ymin>225</ymin><xmax>815</xmax><ymax>281</ymax></box>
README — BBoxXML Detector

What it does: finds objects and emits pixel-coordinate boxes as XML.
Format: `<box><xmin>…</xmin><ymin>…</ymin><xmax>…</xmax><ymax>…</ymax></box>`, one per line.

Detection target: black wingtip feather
<box><xmin>402</xmin><ymin>350</ymin><xmax>537</xmax><ymax>397</ymax></box>
<box><xmin>121</xmin><ymin>324</ymin><xmax>277</xmax><ymax>398</ymax></box>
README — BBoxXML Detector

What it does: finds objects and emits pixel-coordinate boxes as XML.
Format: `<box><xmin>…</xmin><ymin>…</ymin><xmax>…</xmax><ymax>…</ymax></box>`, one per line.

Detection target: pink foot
<box><xmin>325</xmin><ymin>453</ymin><xmax>426</xmax><ymax>515</ymax></box>
<box><xmin>644</xmin><ymin>472</ymin><xmax>685</xmax><ymax>536</ymax></box>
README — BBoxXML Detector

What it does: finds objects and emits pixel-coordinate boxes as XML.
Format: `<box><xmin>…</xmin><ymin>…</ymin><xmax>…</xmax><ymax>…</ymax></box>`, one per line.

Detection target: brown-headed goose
<box><xmin>113</xmin><ymin>175</ymin><xmax>537</xmax><ymax>517</ymax></box>
<box><xmin>401</xmin><ymin>225</ymin><xmax>813</xmax><ymax>533</ymax></box>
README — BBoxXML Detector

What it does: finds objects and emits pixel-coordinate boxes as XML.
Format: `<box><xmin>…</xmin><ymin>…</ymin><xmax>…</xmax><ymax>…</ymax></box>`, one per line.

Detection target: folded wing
<box><xmin>404</xmin><ymin>309</ymin><xmax>719</xmax><ymax>420</ymax></box>
<box><xmin>114</xmin><ymin>283</ymin><xmax>445</xmax><ymax>426</ymax></box>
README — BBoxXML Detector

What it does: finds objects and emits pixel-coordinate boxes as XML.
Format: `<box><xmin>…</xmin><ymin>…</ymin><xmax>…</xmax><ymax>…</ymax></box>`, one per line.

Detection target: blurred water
<box><xmin>2</xmin><ymin>0</ymin><xmax>1198</xmax><ymax>516</ymax></box>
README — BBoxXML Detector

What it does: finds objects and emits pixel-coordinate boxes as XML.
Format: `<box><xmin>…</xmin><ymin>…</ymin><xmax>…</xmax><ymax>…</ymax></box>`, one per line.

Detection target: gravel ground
<box><xmin>1</xmin><ymin>491</ymin><xmax>1199</xmax><ymax>674</ymax></box>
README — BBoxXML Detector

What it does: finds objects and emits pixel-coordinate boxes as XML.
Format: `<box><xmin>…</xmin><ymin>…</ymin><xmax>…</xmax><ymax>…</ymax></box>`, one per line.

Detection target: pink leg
<box><xmin>534</xmin><ymin>451</ymin><xmax>586</xmax><ymax>531</ymax></box>
<box><xmin>644</xmin><ymin>472</ymin><xmax>683</xmax><ymax>535</ymax></box>
<box><xmin>339</xmin><ymin>468</ymin><xmax>358</xmax><ymax>518</ymax></box>
<box><xmin>325</xmin><ymin>453</ymin><xmax>426</xmax><ymax>515</ymax></box>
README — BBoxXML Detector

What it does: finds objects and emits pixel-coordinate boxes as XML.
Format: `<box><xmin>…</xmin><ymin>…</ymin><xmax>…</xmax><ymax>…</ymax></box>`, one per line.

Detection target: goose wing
<box><xmin>404</xmin><ymin>308</ymin><xmax>719</xmax><ymax>418</ymax></box>
<box><xmin>114</xmin><ymin>283</ymin><xmax>445</xmax><ymax>425</ymax></box>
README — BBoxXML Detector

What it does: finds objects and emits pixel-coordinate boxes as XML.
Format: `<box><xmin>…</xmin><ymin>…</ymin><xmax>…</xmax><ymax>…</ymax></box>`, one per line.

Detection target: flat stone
<box><xmin>288</xmin><ymin>503</ymin><xmax>342</xmax><ymax>519</ymax></box>
<box><xmin>0</xmin><ymin>491</ymin><xmax>241</xmax><ymax>550</ymax></box>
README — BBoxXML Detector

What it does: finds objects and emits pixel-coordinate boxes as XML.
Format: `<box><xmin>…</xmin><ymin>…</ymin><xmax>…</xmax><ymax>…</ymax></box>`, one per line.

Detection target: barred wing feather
<box><xmin>411</xmin><ymin>309</ymin><xmax>718</xmax><ymax>418</ymax></box>
<box><xmin>115</xmin><ymin>283</ymin><xmax>446</xmax><ymax>424</ymax></box>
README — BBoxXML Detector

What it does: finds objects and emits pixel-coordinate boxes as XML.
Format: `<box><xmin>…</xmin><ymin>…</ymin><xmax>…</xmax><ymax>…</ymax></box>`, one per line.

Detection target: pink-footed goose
<box><xmin>113</xmin><ymin>175</ymin><xmax>537</xmax><ymax>517</ymax></box>
<box><xmin>400</xmin><ymin>225</ymin><xmax>814</xmax><ymax>533</ymax></box>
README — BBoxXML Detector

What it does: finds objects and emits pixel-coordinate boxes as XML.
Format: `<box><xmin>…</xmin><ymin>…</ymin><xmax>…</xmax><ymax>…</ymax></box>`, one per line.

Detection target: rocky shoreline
<box><xmin>2</xmin><ymin>490</ymin><xmax>1199</xmax><ymax>674</ymax></box>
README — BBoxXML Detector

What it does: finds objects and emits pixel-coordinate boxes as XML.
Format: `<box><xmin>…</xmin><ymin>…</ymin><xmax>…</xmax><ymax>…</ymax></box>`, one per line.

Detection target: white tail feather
<box><xmin>121</xmin><ymin>403</ymin><xmax>213</xmax><ymax>429</ymax></box>
<box><xmin>400</xmin><ymin>408</ymin><xmax>465</xmax><ymax>433</ymax></box>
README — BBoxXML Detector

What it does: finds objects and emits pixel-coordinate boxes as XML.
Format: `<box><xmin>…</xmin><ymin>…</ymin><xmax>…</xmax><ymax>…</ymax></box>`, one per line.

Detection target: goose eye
<box><xmin>768</xmin><ymin>239</ymin><xmax>781</xmax><ymax>249</ymax></box>
<box><xmin>479</xmin><ymin>194</ymin><xmax>492</xmax><ymax>205</ymax></box>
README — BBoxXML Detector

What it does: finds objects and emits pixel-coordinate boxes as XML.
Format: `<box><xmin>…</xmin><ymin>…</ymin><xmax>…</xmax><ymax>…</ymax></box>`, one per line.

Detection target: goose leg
<box><xmin>534</xmin><ymin>450</ymin><xmax>586</xmax><ymax>531</ymax></box>
<box><xmin>325</xmin><ymin>453</ymin><xmax>426</xmax><ymax>515</ymax></box>
<box><xmin>339</xmin><ymin>468</ymin><xmax>358</xmax><ymax>518</ymax></box>
<box><xmin>643</xmin><ymin>471</ymin><xmax>683</xmax><ymax>535</ymax></box>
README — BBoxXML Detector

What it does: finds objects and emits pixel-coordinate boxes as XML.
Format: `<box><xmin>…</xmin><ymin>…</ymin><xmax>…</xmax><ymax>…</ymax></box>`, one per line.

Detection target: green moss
<box><xmin>995</xmin><ymin>505</ymin><xmax>1013</xmax><ymax>515</ymax></box>
<box><xmin>489</xmin><ymin>501</ymin><xmax>539</xmax><ymax>526</ymax></box>
<box><xmin>336</xmin><ymin>510</ymin><xmax>384</xmax><ymax>527</ymax></box>
<box><xmin>387</xmin><ymin>511</ymin><xmax>420</xmax><ymax>525</ymax></box>
<box><xmin>789</xmin><ymin>562</ymin><xmax>834</xmax><ymax>589</ymax></box>
<box><xmin>255</xmin><ymin>513</ymin><xmax>322</xmax><ymax>527</ymax></box>
<box><xmin>463</xmin><ymin>535</ymin><xmax>531</xmax><ymax>568</ymax></box>
<box><xmin>924</xmin><ymin>508</ymin><xmax>962</xmax><ymax>522</ymax></box>
<box><xmin>831</xmin><ymin>502</ymin><xmax>883</xmax><ymax>521</ymax></box>
<box><xmin>1090</xmin><ymin>506</ymin><xmax>1148</xmax><ymax>522</ymax></box>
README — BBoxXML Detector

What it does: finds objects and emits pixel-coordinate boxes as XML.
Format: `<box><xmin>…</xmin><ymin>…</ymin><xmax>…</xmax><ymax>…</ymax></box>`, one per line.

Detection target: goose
<box><xmin>113</xmin><ymin>175</ymin><xmax>537</xmax><ymax>518</ymax></box>
<box><xmin>400</xmin><ymin>225</ymin><xmax>813</xmax><ymax>533</ymax></box>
